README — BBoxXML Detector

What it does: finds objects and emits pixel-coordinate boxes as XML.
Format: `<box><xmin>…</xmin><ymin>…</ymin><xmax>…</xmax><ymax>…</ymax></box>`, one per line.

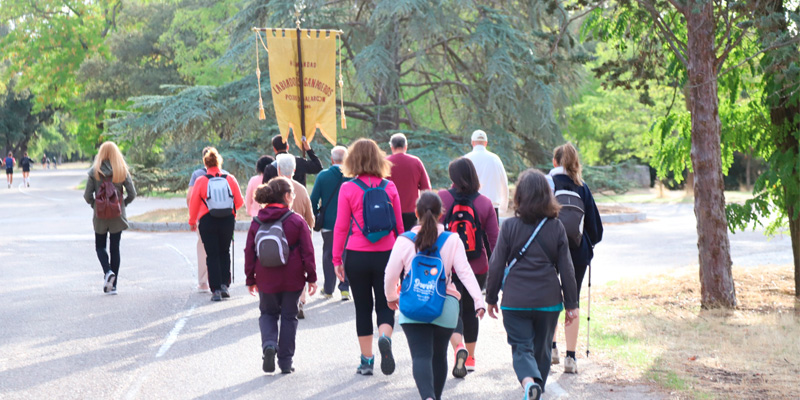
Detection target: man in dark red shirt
<box><xmin>386</xmin><ymin>133</ymin><xmax>432</xmax><ymax>231</ymax></box>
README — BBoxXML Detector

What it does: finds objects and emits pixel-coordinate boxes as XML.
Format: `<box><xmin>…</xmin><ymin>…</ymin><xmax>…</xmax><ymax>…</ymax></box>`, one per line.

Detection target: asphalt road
<box><xmin>0</xmin><ymin>169</ymin><xmax>789</xmax><ymax>399</ymax></box>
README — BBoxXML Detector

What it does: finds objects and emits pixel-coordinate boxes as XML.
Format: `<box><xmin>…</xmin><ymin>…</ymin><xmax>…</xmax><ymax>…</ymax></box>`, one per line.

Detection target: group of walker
<box><xmin>3</xmin><ymin>151</ymin><xmax>37</xmax><ymax>188</ymax></box>
<box><xmin>81</xmin><ymin>131</ymin><xmax>602</xmax><ymax>400</ymax></box>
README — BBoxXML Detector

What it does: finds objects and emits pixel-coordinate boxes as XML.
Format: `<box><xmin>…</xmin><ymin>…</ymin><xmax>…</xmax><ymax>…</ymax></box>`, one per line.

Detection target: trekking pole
<box><xmin>586</xmin><ymin>263</ymin><xmax>591</xmax><ymax>358</ymax></box>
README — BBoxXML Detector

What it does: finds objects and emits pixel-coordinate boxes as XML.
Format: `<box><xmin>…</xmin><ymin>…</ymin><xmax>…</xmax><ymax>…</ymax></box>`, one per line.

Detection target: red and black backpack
<box><xmin>443</xmin><ymin>189</ymin><xmax>485</xmax><ymax>260</ymax></box>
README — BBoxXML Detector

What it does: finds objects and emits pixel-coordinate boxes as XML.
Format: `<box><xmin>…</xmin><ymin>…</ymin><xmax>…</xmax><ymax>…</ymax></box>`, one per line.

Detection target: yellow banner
<box><xmin>267</xmin><ymin>29</ymin><xmax>337</xmax><ymax>148</ymax></box>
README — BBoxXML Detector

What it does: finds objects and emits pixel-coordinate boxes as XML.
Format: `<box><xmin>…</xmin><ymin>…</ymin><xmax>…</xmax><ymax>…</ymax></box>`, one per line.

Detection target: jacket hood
<box><xmin>89</xmin><ymin>160</ymin><xmax>113</xmax><ymax>178</ymax></box>
<box><xmin>257</xmin><ymin>206</ymin><xmax>291</xmax><ymax>222</ymax></box>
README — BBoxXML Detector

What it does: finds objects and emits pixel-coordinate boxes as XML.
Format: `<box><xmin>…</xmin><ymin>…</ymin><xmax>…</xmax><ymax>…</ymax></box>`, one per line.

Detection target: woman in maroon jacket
<box><xmin>245</xmin><ymin>177</ymin><xmax>318</xmax><ymax>374</ymax></box>
<box><xmin>438</xmin><ymin>157</ymin><xmax>499</xmax><ymax>378</ymax></box>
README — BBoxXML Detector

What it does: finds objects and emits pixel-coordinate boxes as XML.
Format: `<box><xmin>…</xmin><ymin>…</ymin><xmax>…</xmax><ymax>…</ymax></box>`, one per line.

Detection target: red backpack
<box><xmin>96</xmin><ymin>176</ymin><xmax>122</xmax><ymax>219</ymax></box>
<box><xmin>443</xmin><ymin>190</ymin><xmax>485</xmax><ymax>260</ymax></box>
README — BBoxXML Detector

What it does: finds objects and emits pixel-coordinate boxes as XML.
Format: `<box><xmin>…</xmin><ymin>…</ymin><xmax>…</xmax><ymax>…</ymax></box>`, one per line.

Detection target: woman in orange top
<box><xmin>189</xmin><ymin>148</ymin><xmax>245</xmax><ymax>301</ymax></box>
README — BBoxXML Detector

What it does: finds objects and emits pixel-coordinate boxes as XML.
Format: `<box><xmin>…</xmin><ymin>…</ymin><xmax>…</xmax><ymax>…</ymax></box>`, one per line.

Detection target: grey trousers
<box><xmin>259</xmin><ymin>290</ymin><xmax>303</xmax><ymax>370</ymax></box>
<box><xmin>502</xmin><ymin>309</ymin><xmax>560</xmax><ymax>390</ymax></box>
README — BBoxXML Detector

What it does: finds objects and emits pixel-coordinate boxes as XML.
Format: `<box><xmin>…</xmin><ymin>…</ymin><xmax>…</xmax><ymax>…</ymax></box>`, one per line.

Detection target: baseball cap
<box><xmin>471</xmin><ymin>130</ymin><xmax>488</xmax><ymax>142</ymax></box>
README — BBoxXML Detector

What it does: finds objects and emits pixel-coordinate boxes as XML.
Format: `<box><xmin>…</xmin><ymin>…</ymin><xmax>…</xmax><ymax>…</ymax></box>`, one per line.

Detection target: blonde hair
<box><xmin>93</xmin><ymin>141</ymin><xmax>129</xmax><ymax>183</ymax></box>
<box><xmin>342</xmin><ymin>138</ymin><xmax>392</xmax><ymax>178</ymax></box>
<box><xmin>203</xmin><ymin>147</ymin><xmax>222</xmax><ymax>168</ymax></box>
<box><xmin>553</xmin><ymin>143</ymin><xmax>584</xmax><ymax>186</ymax></box>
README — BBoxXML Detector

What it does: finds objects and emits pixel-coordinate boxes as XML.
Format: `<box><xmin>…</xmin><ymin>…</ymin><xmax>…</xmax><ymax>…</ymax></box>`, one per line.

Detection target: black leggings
<box><xmin>575</xmin><ymin>263</ymin><xmax>588</xmax><ymax>301</ymax></box>
<box><xmin>402</xmin><ymin>323</ymin><xmax>454</xmax><ymax>400</ymax></box>
<box><xmin>453</xmin><ymin>272</ymin><xmax>487</xmax><ymax>343</ymax></box>
<box><xmin>344</xmin><ymin>250</ymin><xmax>395</xmax><ymax>337</ymax></box>
<box><xmin>198</xmin><ymin>214</ymin><xmax>235</xmax><ymax>292</ymax></box>
<box><xmin>95</xmin><ymin>232</ymin><xmax>122</xmax><ymax>285</ymax></box>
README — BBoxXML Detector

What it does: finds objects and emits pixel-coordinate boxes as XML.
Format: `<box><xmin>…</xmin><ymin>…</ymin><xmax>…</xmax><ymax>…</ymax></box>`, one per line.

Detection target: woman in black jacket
<box><xmin>485</xmin><ymin>169</ymin><xmax>578</xmax><ymax>400</ymax></box>
<box><xmin>548</xmin><ymin>143</ymin><xmax>603</xmax><ymax>373</ymax></box>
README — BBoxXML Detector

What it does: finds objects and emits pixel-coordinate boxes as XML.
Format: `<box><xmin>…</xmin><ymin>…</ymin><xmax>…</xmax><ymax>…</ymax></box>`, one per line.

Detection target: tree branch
<box><xmin>719</xmin><ymin>36</ymin><xmax>800</xmax><ymax>77</ymax></box>
<box><xmin>636</xmin><ymin>0</ymin><xmax>688</xmax><ymax>66</ymax></box>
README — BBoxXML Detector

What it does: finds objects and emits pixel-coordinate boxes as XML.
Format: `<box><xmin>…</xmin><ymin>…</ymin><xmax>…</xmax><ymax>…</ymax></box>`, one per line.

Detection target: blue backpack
<box><xmin>351</xmin><ymin>178</ymin><xmax>398</xmax><ymax>243</ymax></box>
<box><xmin>399</xmin><ymin>232</ymin><xmax>453</xmax><ymax>323</ymax></box>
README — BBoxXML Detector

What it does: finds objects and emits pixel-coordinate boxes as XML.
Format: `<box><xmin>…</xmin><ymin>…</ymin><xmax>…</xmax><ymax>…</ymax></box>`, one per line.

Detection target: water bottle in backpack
<box><xmin>398</xmin><ymin>232</ymin><xmax>453</xmax><ymax>323</ymax></box>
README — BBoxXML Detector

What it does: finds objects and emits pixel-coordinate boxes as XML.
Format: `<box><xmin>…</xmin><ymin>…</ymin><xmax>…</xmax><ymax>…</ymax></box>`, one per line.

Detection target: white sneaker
<box><xmin>108</xmin><ymin>288</ymin><xmax>118</xmax><ymax>295</ymax></box>
<box><xmin>103</xmin><ymin>271</ymin><xmax>116</xmax><ymax>293</ymax></box>
<box><xmin>551</xmin><ymin>345</ymin><xmax>560</xmax><ymax>365</ymax></box>
<box><xmin>563</xmin><ymin>356</ymin><xmax>578</xmax><ymax>374</ymax></box>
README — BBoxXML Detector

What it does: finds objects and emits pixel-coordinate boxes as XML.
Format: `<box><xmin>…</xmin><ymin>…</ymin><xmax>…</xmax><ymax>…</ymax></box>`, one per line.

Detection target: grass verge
<box><xmin>585</xmin><ymin>265</ymin><xmax>800</xmax><ymax>399</ymax></box>
<box><xmin>129</xmin><ymin>207</ymin><xmax>252</xmax><ymax>223</ymax></box>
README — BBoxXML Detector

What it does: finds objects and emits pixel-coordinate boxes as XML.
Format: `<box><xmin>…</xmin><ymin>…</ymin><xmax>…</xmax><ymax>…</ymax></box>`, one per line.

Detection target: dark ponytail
<box><xmin>254</xmin><ymin>176</ymin><xmax>293</xmax><ymax>205</ymax></box>
<box><xmin>414</xmin><ymin>191</ymin><xmax>443</xmax><ymax>252</ymax></box>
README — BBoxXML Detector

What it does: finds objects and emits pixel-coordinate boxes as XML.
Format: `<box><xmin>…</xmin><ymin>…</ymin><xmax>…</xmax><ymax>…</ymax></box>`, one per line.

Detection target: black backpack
<box><xmin>443</xmin><ymin>190</ymin><xmax>485</xmax><ymax>260</ymax></box>
<box><xmin>553</xmin><ymin>177</ymin><xmax>585</xmax><ymax>249</ymax></box>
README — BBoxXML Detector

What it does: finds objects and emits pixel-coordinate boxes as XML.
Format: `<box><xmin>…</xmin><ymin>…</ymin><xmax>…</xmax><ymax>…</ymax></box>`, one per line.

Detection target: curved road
<box><xmin>0</xmin><ymin>169</ymin><xmax>788</xmax><ymax>399</ymax></box>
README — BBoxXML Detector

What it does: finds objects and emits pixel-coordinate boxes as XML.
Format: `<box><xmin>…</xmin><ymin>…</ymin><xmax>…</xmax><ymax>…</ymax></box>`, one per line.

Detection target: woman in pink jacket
<box><xmin>385</xmin><ymin>191</ymin><xmax>486</xmax><ymax>400</ymax></box>
<box><xmin>333</xmin><ymin>138</ymin><xmax>404</xmax><ymax>376</ymax></box>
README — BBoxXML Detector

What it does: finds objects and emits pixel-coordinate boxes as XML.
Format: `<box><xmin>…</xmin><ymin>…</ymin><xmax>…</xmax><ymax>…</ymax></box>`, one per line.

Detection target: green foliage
<box><xmin>0</xmin><ymin>78</ymin><xmax>55</xmax><ymax>155</ymax></box>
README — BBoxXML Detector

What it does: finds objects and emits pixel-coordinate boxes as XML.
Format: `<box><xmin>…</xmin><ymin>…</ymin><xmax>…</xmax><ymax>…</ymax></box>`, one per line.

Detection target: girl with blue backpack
<box><xmin>332</xmin><ymin>138</ymin><xmax>405</xmax><ymax>376</ymax></box>
<box><xmin>385</xmin><ymin>191</ymin><xmax>486</xmax><ymax>400</ymax></box>
<box><xmin>485</xmin><ymin>170</ymin><xmax>579</xmax><ymax>400</ymax></box>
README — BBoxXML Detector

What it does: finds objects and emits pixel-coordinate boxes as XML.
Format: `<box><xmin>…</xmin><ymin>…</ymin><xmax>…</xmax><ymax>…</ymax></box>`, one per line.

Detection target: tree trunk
<box><xmin>789</xmin><ymin>205</ymin><xmax>800</xmax><ymax>298</ymax></box>
<box><xmin>685</xmin><ymin>1</ymin><xmax>736</xmax><ymax>308</ymax></box>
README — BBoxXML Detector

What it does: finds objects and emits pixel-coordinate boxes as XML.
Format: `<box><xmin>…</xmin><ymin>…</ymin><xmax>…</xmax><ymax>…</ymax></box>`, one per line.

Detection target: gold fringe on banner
<box><xmin>255</xmin><ymin>31</ymin><xmax>269</xmax><ymax>120</ymax></box>
<box><xmin>338</xmin><ymin>34</ymin><xmax>346</xmax><ymax>130</ymax></box>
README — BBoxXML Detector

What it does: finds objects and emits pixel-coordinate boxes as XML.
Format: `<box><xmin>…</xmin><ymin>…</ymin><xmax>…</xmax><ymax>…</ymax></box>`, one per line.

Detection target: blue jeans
<box><xmin>502</xmin><ymin>309</ymin><xmax>560</xmax><ymax>390</ymax></box>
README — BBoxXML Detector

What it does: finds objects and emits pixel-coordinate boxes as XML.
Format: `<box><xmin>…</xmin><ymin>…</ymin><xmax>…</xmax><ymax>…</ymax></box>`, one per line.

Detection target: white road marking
<box><xmin>547</xmin><ymin>381</ymin><xmax>569</xmax><ymax>398</ymax></box>
<box><xmin>155</xmin><ymin>305</ymin><xmax>197</xmax><ymax>358</ymax></box>
<box><xmin>165</xmin><ymin>244</ymin><xmax>193</xmax><ymax>268</ymax></box>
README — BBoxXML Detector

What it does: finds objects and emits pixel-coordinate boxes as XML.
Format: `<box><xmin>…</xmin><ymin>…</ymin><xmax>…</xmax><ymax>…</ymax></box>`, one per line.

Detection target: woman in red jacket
<box><xmin>245</xmin><ymin>177</ymin><xmax>317</xmax><ymax>374</ymax></box>
<box><xmin>438</xmin><ymin>157</ymin><xmax>499</xmax><ymax>378</ymax></box>
<box><xmin>188</xmin><ymin>148</ymin><xmax>244</xmax><ymax>301</ymax></box>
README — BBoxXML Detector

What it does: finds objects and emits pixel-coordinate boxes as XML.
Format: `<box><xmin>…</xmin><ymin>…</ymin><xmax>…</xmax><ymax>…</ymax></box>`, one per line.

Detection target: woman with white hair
<box><xmin>83</xmin><ymin>141</ymin><xmax>137</xmax><ymax>294</ymax></box>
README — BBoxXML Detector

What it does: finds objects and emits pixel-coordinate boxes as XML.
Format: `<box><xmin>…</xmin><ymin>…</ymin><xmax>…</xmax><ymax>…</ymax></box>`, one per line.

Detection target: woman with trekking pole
<box><xmin>485</xmin><ymin>169</ymin><xmax>578</xmax><ymax>400</ymax></box>
<box><xmin>548</xmin><ymin>143</ymin><xmax>603</xmax><ymax>373</ymax></box>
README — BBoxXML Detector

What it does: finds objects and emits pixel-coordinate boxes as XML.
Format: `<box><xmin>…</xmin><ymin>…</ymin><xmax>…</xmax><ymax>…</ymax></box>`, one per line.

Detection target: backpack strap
<box><xmin>351</xmin><ymin>177</ymin><xmax>370</xmax><ymax>191</ymax></box>
<box><xmin>502</xmin><ymin>218</ymin><xmax>547</xmax><ymax>290</ymax></box>
<box><xmin>378</xmin><ymin>179</ymin><xmax>388</xmax><ymax>189</ymax></box>
<box><xmin>401</xmin><ymin>232</ymin><xmax>417</xmax><ymax>242</ymax></box>
<box><xmin>432</xmin><ymin>232</ymin><xmax>452</xmax><ymax>256</ymax></box>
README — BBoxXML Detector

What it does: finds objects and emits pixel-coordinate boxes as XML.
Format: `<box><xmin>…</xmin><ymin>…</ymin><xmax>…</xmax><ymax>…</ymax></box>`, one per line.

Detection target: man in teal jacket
<box><xmin>310</xmin><ymin>145</ymin><xmax>350</xmax><ymax>300</ymax></box>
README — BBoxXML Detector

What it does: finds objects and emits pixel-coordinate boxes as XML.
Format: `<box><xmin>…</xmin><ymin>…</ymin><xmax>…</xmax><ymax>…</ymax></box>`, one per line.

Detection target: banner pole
<box><xmin>296</xmin><ymin>27</ymin><xmax>307</xmax><ymax>158</ymax></box>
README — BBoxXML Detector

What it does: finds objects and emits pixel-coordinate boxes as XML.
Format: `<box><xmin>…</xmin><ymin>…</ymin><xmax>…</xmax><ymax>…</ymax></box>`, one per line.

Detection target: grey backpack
<box><xmin>205</xmin><ymin>174</ymin><xmax>235</xmax><ymax>217</ymax></box>
<box><xmin>254</xmin><ymin>211</ymin><xmax>295</xmax><ymax>267</ymax></box>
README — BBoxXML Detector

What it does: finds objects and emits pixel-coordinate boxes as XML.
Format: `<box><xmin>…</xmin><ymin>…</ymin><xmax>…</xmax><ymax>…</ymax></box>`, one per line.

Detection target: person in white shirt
<box><xmin>464</xmin><ymin>130</ymin><xmax>509</xmax><ymax>220</ymax></box>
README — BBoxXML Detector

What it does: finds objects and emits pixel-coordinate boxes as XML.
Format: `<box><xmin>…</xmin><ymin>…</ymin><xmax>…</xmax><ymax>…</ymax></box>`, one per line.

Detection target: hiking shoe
<box><xmin>452</xmin><ymin>344</ymin><xmax>468</xmax><ymax>378</ymax></box>
<box><xmin>262</xmin><ymin>346</ymin><xmax>276</xmax><ymax>373</ymax></box>
<box><xmin>220</xmin><ymin>284</ymin><xmax>230</xmax><ymax>298</ymax></box>
<box><xmin>103</xmin><ymin>271</ymin><xmax>116</xmax><ymax>293</ymax></box>
<box><xmin>280</xmin><ymin>367</ymin><xmax>295</xmax><ymax>374</ymax></box>
<box><xmin>551</xmin><ymin>345</ymin><xmax>560</xmax><ymax>365</ymax></box>
<box><xmin>465</xmin><ymin>355</ymin><xmax>476</xmax><ymax>372</ymax></box>
<box><xmin>297</xmin><ymin>302</ymin><xmax>305</xmax><ymax>319</ymax></box>
<box><xmin>321</xmin><ymin>291</ymin><xmax>333</xmax><ymax>299</ymax></box>
<box><xmin>378</xmin><ymin>335</ymin><xmax>395</xmax><ymax>375</ymax></box>
<box><xmin>524</xmin><ymin>381</ymin><xmax>543</xmax><ymax>400</ymax></box>
<box><xmin>211</xmin><ymin>290</ymin><xmax>222</xmax><ymax>302</ymax></box>
<box><xmin>341</xmin><ymin>290</ymin><xmax>351</xmax><ymax>301</ymax></box>
<box><xmin>356</xmin><ymin>355</ymin><xmax>374</xmax><ymax>375</ymax></box>
<box><xmin>564</xmin><ymin>355</ymin><xmax>578</xmax><ymax>374</ymax></box>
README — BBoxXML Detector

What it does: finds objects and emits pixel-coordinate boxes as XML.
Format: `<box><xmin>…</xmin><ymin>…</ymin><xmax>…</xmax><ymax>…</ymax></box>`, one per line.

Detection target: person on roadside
<box><xmin>438</xmin><ymin>157</ymin><xmax>499</xmax><ymax>378</ymax></box>
<box><xmin>276</xmin><ymin>153</ymin><xmax>315</xmax><ymax>318</ymax></box>
<box><xmin>188</xmin><ymin>148</ymin><xmax>244</xmax><ymax>302</ymax></box>
<box><xmin>387</xmin><ymin>133</ymin><xmax>431</xmax><ymax>232</ymax></box>
<box><xmin>262</xmin><ymin>135</ymin><xmax>322</xmax><ymax>187</ymax></box>
<box><xmin>5</xmin><ymin>152</ymin><xmax>15</xmax><ymax>188</ymax></box>
<box><xmin>187</xmin><ymin>147</ymin><xmax>228</xmax><ymax>292</ymax></box>
<box><xmin>246</xmin><ymin>155</ymin><xmax>274</xmax><ymax>217</ymax></box>
<box><xmin>548</xmin><ymin>143</ymin><xmax>603</xmax><ymax>374</ymax></box>
<box><xmin>83</xmin><ymin>142</ymin><xmax>137</xmax><ymax>295</ymax></box>
<box><xmin>385</xmin><ymin>191</ymin><xmax>486</xmax><ymax>400</ymax></box>
<box><xmin>485</xmin><ymin>169</ymin><xmax>578</xmax><ymax>400</ymax></box>
<box><xmin>19</xmin><ymin>152</ymin><xmax>35</xmax><ymax>187</ymax></box>
<box><xmin>245</xmin><ymin>177</ymin><xmax>317</xmax><ymax>374</ymax></box>
<box><xmin>310</xmin><ymin>145</ymin><xmax>350</xmax><ymax>301</ymax></box>
<box><xmin>332</xmin><ymin>138</ymin><xmax>404</xmax><ymax>376</ymax></box>
<box><xmin>464</xmin><ymin>130</ymin><xmax>509</xmax><ymax>220</ymax></box>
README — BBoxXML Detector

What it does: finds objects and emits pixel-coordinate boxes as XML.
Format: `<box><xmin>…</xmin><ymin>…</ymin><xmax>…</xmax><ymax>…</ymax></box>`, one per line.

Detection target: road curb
<box><xmin>129</xmin><ymin>221</ymin><xmax>252</xmax><ymax>232</ymax></box>
<box><xmin>600</xmin><ymin>212</ymin><xmax>647</xmax><ymax>223</ymax></box>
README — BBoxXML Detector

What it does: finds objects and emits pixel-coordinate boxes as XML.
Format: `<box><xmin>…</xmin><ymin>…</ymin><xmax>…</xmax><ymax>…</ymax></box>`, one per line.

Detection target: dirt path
<box><xmin>544</xmin><ymin>357</ymin><xmax>669</xmax><ymax>399</ymax></box>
